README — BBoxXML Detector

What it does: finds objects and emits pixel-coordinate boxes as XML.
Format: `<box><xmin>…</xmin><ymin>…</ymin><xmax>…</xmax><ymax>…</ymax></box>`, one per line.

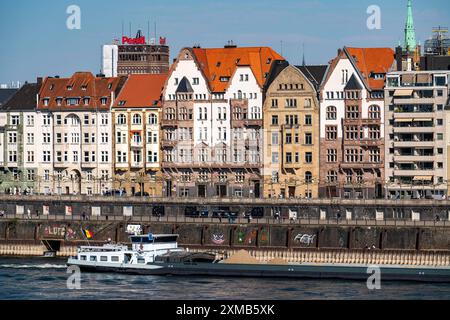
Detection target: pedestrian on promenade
<box><xmin>36</xmin><ymin>210</ymin><xmax>39</xmax><ymax>218</ymax></box>
<box><xmin>247</xmin><ymin>214</ymin><xmax>252</xmax><ymax>224</ymax></box>
<box><xmin>27</xmin><ymin>209</ymin><xmax>31</xmax><ymax>219</ymax></box>
<box><xmin>82</xmin><ymin>212</ymin><xmax>86</xmax><ymax>221</ymax></box>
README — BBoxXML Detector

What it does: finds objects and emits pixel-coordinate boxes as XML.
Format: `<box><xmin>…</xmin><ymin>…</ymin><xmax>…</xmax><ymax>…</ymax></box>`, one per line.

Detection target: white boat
<box><xmin>67</xmin><ymin>234</ymin><xmax>191</xmax><ymax>272</ymax></box>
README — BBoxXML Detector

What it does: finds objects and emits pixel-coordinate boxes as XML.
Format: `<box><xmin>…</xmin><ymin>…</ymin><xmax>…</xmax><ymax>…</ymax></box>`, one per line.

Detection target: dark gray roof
<box><xmin>176</xmin><ymin>77</ymin><xmax>194</xmax><ymax>93</ymax></box>
<box><xmin>344</xmin><ymin>74</ymin><xmax>363</xmax><ymax>90</ymax></box>
<box><xmin>1</xmin><ymin>83</ymin><xmax>40</xmax><ymax>111</ymax></box>
<box><xmin>0</xmin><ymin>89</ymin><xmax>18</xmax><ymax>108</ymax></box>
<box><xmin>296</xmin><ymin>65</ymin><xmax>328</xmax><ymax>89</ymax></box>
<box><xmin>264</xmin><ymin>60</ymin><xmax>289</xmax><ymax>90</ymax></box>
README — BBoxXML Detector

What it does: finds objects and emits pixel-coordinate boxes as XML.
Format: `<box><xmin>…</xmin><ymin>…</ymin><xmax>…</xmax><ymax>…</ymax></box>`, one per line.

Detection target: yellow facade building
<box><xmin>263</xmin><ymin>63</ymin><xmax>326</xmax><ymax>198</ymax></box>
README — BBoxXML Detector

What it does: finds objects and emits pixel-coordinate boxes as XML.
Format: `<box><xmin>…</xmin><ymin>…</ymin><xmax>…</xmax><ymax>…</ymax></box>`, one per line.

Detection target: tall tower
<box><xmin>404</xmin><ymin>0</ymin><xmax>417</xmax><ymax>52</ymax></box>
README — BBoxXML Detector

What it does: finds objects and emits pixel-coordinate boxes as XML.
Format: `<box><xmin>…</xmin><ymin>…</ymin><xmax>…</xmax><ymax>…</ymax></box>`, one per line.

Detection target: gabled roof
<box><xmin>191</xmin><ymin>46</ymin><xmax>284</xmax><ymax>92</ymax></box>
<box><xmin>1</xmin><ymin>84</ymin><xmax>40</xmax><ymax>111</ymax></box>
<box><xmin>38</xmin><ymin>72</ymin><xmax>126</xmax><ymax>111</ymax></box>
<box><xmin>176</xmin><ymin>77</ymin><xmax>194</xmax><ymax>93</ymax></box>
<box><xmin>113</xmin><ymin>73</ymin><xmax>167</xmax><ymax>108</ymax></box>
<box><xmin>0</xmin><ymin>89</ymin><xmax>18</xmax><ymax>108</ymax></box>
<box><xmin>264</xmin><ymin>60</ymin><xmax>290</xmax><ymax>90</ymax></box>
<box><xmin>296</xmin><ymin>65</ymin><xmax>328</xmax><ymax>90</ymax></box>
<box><xmin>345</xmin><ymin>47</ymin><xmax>395</xmax><ymax>90</ymax></box>
<box><xmin>344</xmin><ymin>74</ymin><xmax>363</xmax><ymax>90</ymax></box>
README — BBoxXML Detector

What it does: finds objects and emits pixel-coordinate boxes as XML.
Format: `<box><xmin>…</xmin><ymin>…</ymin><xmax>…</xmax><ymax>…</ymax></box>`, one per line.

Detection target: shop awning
<box><xmin>416</xmin><ymin>73</ymin><xmax>432</xmax><ymax>84</ymax></box>
<box><xmin>393</xmin><ymin>89</ymin><xmax>413</xmax><ymax>96</ymax></box>
<box><xmin>413</xmin><ymin>176</ymin><xmax>433</xmax><ymax>181</ymax></box>
<box><xmin>401</xmin><ymin>74</ymin><xmax>415</xmax><ymax>84</ymax></box>
<box><xmin>395</xmin><ymin>118</ymin><xmax>413</xmax><ymax>122</ymax></box>
<box><xmin>413</xmin><ymin>118</ymin><xmax>433</xmax><ymax>122</ymax></box>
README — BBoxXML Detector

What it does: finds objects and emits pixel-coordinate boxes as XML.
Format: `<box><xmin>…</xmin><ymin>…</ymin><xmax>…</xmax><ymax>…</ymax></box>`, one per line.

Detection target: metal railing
<box><xmin>1</xmin><ymin>214</ymin><xmax>449</xmax><ymax>228</ymax></box>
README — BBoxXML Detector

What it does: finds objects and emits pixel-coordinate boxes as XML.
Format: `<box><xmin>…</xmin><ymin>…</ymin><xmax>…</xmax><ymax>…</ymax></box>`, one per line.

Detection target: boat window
<box><xmin>90</xmin><ymin>256</ymin><xmax>97</xmax><ymax>262</ymax></box>
<box><xmin>80</xmin><ymin>255</ymin><xmax>87</xmax><ymax>261</ymax></box>
<box><xmin>137</xmin><ymin>258</ymin><xmax>145</xmax><ymax>264</ymax></box>
<box><xmin>100</xmin><ymin>256</ymin><xmax>108</xmax><ymax>262</ymax></box>
<box><xmin>111</xmin><ymin>256</ymin><xmax>119</xmax><ymax>262</ymax></box>
<box><xmin>154</xmin><ymin>236</ymin><xmax>178</xmax><ymax>243</ymax></box>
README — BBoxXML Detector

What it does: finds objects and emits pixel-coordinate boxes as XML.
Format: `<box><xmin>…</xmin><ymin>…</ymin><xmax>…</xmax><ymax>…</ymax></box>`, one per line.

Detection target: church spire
<box><xmin>404</xmin><ymin>0</ymin><xmax>417</xmax><ymax>52</ymax></box>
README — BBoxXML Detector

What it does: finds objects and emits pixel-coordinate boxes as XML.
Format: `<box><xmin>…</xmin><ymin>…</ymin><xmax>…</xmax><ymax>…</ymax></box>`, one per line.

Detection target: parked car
<box><xmin>134</xmin><ymin>192</ymin><xmax>150</xmax><ymax>197</ymax></box>
<box><xmin>104</xmin><ymin>189</ymin><xmax>127</xmax><ymax>197</ymax></box>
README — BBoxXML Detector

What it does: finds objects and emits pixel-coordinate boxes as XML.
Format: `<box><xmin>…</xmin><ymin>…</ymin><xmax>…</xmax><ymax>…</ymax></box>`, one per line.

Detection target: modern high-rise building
<box><xmin>263</xmin><ymin>61</ymin><xmax>326</xmax><ymax>199</ymax></box>
<box><xmin>319</xmin><ymin>47</ymin><xmax>395</xmax><ymax>199</ymax></box>
<box><xmin>384</xmin><ymin>71</ymin><xmax>450</xmax><ymax>199</ymax></box>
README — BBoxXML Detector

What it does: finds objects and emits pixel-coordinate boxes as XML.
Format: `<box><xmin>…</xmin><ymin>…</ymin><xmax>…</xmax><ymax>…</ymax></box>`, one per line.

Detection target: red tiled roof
<box><xmin>113</xmin><ymin>73</ymin><xmax>168</xmax><ymax>108</ymax></box>
<box><xmin>192</xmin><ymin>47</ymin><xmax>284</xmax><ymax>92</ymax></box>
<box><xmin>38</xmin><ymin>72</ymin><xmax>124</xmax><ymax>110</ymax></box>
<box><xmin>346</xmin><ymin>47</ymin><xmax>395</xmax><ymax>90</ymax></box>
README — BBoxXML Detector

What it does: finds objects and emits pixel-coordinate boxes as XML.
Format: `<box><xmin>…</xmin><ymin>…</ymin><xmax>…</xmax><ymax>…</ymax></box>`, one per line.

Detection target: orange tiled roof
<box><xmin>38</xmin><ymin>72</ymin><xmax>124</xmax><ymax>110</ymax></box>
<box><xmin>192</xmin><ymin>47</ymin><xmax>284</xmax><ymax>92</ymax></box>
<box><xmin>113</xmin><ymin>73</ymin><xmax>168</xmax><ymax>108</ymax></box>
<box><xmin>346</xmin><ymin>47</ymin><xmax>395</xmax><ymax>90</ymax></box>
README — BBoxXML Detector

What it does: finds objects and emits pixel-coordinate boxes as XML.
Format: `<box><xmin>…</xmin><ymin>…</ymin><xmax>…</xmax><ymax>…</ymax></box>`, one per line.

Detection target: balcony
<box><xmin>161</xmin><ymin>140</ymin><xmax>177</xmax><ymax>148</ymax></box>
<box><xmin>161</xmin><ymin>119</ymin><xmax>178</xmax><ymax>127</ymax></box>
<box><xmin>392</xmin><ymin>169</ymin><xmax>435</xmax><ymax>176</ymax></box>
<box><xmin>243</xmin><ymin>119</ymin><xmax>262</xmax><ymax>127</ymax></box>
<box><xmin>161</xmin><ymin>161</ymin><xmax>261</xmax><ymax>169</ymax></box>
<box><xmin>343</xmin><ymin>118</ymin><xmax>381</xmax><ymax>125</ymax></box>
<box><xmin>393</xmin><ymin>97</ymin><xmax>436</xmax><ymax>105</ymax></box>
<box><xmin>130</xmin><ymin>141</ymin><xmax>143</xmax><ymax>148</ymax></box>
<box><xmin>339</xmin><ymin>162</ymin><xmax>382</xmax><ymax>170</ymax></box>
<box><xmin>394</xmin><ymin>155</ymin><xmax>435</xmax><ymax>162</ymax></box>
<box><xmin>131</xmin><ymin>162</ymin><xmax>144</xmax><ymax>168</ymax></box>
<box><xmin>393</xmin><ymin>140</ymin><xmax>435</xmax><ymax>147</ymax></box>
<box><xmin>344</xmin><ymin>139</ymin><xmax>381</xmax><ymax>147</ymax></box>
<box><xmin>393</xmin><ymin>126</ymin><xmax>435</xmax><ymax>133</ymax></box>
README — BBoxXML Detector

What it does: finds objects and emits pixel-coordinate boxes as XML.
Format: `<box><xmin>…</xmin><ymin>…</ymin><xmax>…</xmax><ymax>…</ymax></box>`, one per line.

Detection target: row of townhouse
<box><xmin>1</xmin><ymin>45</ymin><xmax>449</xmax><ymax>199</ymax></box>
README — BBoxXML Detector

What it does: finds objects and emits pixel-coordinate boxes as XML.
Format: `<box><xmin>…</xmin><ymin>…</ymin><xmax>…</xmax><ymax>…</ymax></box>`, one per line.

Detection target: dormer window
<box><xmin>43</xmin><ymin>98</ymin><xmax>49</xmax><ymax>106</ymax></box>
<box><xmin>108</xmin><ymin>83</ymin><xmax>112</xmax><ymax>89</ymax></box>
<box><xmin>67</xmin><ymin>85</ymin><xmax>73</xmax><ymax>91</ymax></box>
<box><xmin>220</xmin><ymin>76</ymin><xmax>229</xmax><ymax>82</ymax></box>
<box><xmin>81</xmin><ymin>85</ymin><xmax>87</xmax><ymax>91</ymax></box>
<box><xmin>66</xmin><ymin>98</ymin><xmax>80</xmax><ymax>106</ymax></box>
<box><xmin>266</xmin><ymin>58</ymin><xmax>272</xmax><ymax>64</ymax></box>
<box><xmin>236</xmin><ymin>58</ymin><xmax>240</xmax><ymax>64</ymax></box>
<box><xmin>49</xmin><ymin>84</ymin><xmax>54</xmax><ymax>90</ymax></box>
<box><xmin>56</xmin><ymin>98</ymin><xmax>62</xmax><ymax>106</ymax></box>
<box><xmin>118</xmin><ymin>100</ymin><xmax>126</xmax><ymax>106</ymax></box>
<box><xmin>100</xmin><ymin>98</ymin><xmax>107</xmax><ymax>105</ymax></box>
<box><xmin>83</xmin><ymin>98</ymin><xmax>90</xmax><ymax>105</ymax></box>
<box><xmin>216</xmin><ymin>62</ymin><xmax>221</xmax><ymax>67</ymax></box>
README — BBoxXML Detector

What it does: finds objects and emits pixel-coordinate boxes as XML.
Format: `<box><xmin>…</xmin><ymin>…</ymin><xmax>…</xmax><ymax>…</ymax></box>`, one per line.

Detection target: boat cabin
<box><xmin>130</xmin><ymin>234</ymin><xmax>179</xmax><ymax>252</ymax></box>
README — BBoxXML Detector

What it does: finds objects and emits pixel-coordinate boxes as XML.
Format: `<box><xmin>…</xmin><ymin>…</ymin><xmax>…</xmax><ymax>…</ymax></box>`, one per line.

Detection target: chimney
<box><xmin>224</xmin><ymin>40</ymin><xmax>237</xmax><ymax>49</ymax></box>
<box><xmin>37</xmin><ymin>77</ymin><xmax>43</xmax><ymax>86</ymax></box>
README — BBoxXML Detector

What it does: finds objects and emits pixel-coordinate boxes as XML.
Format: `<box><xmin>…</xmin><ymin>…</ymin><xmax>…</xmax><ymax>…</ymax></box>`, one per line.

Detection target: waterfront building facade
<box><xmin>161</xmin><ymin>45</ymin><xmax>284</xmax><ymax>198</ymax></box>
<box><xmin>36</xmin><ymin>72</ymin><xmax>125</xmax><ymax>195</ymax></box>
<box><xmin>112</xmin><ymin>73</ymin><xmax>167</xmax><ymax>196</ymax></box>
<box><xmin>263</xmin><ymin>62</ymin><xmax>326</xmax><ymax>198</ymax></box>
<box><xmin>319</xmin><ymin>47</ymin><xmax>395</xmax><ymax>199</ymax></box>
<box><xmin>384</xmin><ymin>71</ymin><xmax>450</xmax><ymax>199</ymax></box>
<box><xmin>0</xmin><ymin>82</ymin><xmax>41</xmax><ymax>194</ymax></box>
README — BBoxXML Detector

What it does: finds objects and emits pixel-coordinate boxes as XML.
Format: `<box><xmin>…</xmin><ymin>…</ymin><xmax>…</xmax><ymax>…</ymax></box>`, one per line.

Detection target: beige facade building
<box><xmin>112</xmin><ymin>74</ymin><xmax>167</xmax><ymax>196</ymax></box>
<box><xmin>263</xmin><ymin>62</ymin><xmax>326</xmax><ymax>198</ymax></box>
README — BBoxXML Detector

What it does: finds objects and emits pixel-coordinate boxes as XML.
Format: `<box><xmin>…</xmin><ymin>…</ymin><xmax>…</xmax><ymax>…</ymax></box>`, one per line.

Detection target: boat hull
<box><xmin>67</xmin><ymin>260</ymin><xmax>450</xmax><ymax>283</ymax></box>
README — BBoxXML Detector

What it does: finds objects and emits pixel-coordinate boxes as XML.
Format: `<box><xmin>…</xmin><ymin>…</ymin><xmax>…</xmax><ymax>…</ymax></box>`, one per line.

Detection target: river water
<box><xmin>0</xmin><ymin>256</ymin><xmax>449</xmax><ymax>300</ymax></box>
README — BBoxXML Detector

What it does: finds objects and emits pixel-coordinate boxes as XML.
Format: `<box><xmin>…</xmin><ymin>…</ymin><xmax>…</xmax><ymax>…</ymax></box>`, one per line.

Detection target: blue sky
<box><xmin>0</xmin><ymin>0</ymin><xmax>449</xmax><ymax>84</ymax></box>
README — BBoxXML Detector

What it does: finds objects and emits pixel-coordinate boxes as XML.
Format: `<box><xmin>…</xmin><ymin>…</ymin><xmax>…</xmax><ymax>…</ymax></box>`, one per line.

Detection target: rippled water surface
<box><xmin>0</xmin><ymin>257</ymin><xmax>449</xmax><ymax>300</ymax></box>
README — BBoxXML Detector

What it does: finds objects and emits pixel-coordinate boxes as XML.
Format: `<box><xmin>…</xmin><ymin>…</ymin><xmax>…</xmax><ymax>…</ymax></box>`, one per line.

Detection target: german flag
<box><xmin>82</xmin><ymin>229</ymin><xmax>93</xmax><ymax>239</ymax></box>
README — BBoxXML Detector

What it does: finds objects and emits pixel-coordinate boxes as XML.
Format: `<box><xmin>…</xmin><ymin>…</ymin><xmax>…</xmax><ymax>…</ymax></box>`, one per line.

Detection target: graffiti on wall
<box><xmin>294</xmin><ymin>233</ymin><xmax>316</xmax><ymax>246</ymax></box>
<box><xmin>212</xmin><ymin>233</ymin><xmax>225</xmax><ymax>245</ymax></box>
<box><xmin>43</xmin><ymin>225</ymin><xmax>76</xmax><ymax>240</ymax></box>
<box><xmin>238</xmin><ymin>230</ymin><xmax>257</xmax><ymax>245</ymax></box>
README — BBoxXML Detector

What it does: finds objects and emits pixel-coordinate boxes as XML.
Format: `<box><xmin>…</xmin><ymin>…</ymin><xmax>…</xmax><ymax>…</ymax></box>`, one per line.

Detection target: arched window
<box><xmin>305</xmin><ymin>171</ymin><xmax>312</xmax><ymax>183</ymax></box>
<box><xmin>368</xmin><ymin>105</ymin><xmax>381</xmax><ymax>119</ymax></box>
<box><xmin>117</xmin><ymin>114</ymin><xmax>126</xmax><ymax>125</ymax></box>
<box><xmin>238</xmin><ymin>90</ymin><xmax>243</xmax><ymax>99</ymax></box>
<box><xmin>148</xmin><ymin>113</ymin><xmax>157</xmax><ymax>125</ymax></box>
<box><xmin>132</xmin><ymin>114</ymin><xmax>142</xmax><ymax>125</ymax></box>
<box><xmin>327</xmin><ymin>170</ymin><xmax>337</xmax><ymax>183</ymax></box>
<box><xmin>326</xmin><ymin>106</ymin><xmax>337</xmax><ymax>120</ymax></box>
